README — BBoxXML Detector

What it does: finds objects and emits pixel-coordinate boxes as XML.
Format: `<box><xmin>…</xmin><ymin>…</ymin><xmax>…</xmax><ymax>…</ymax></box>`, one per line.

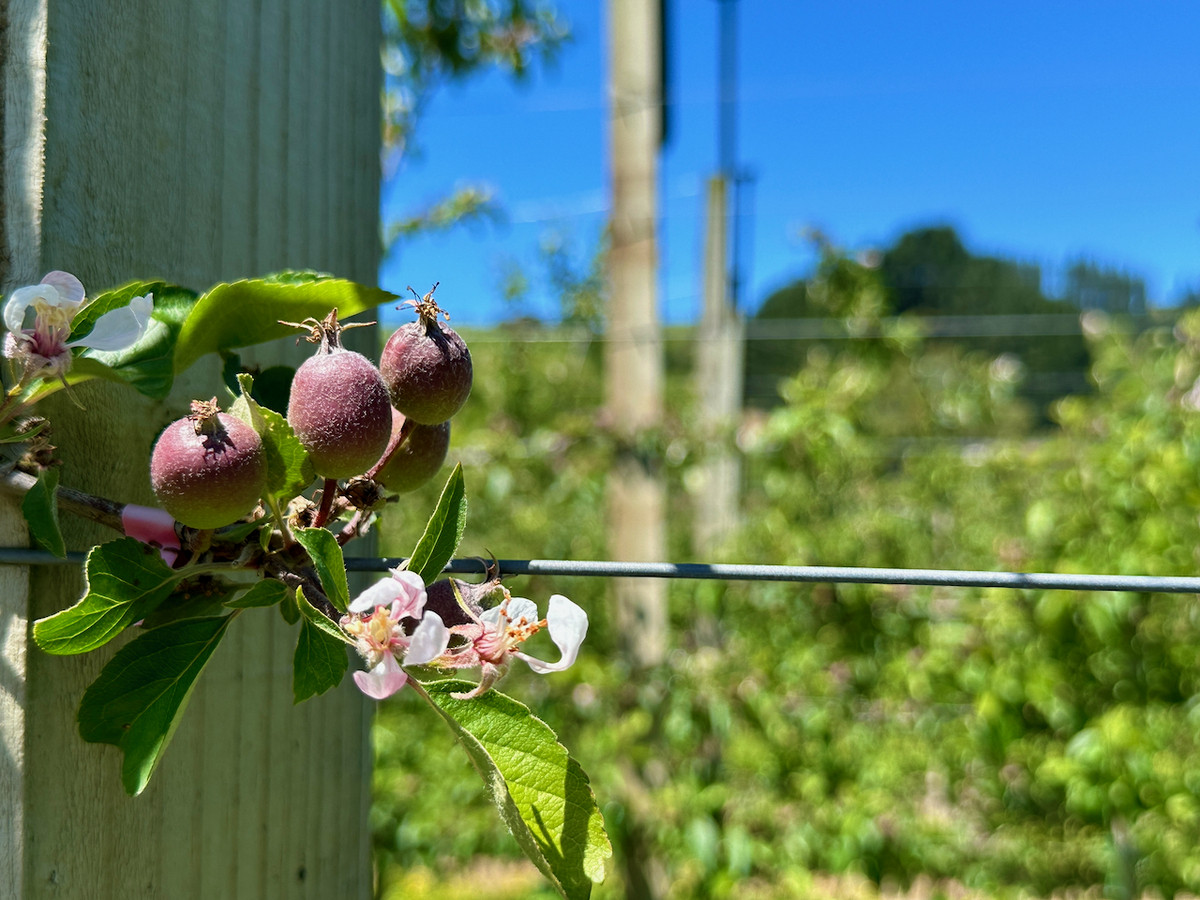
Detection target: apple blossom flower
<box><xmin>431</xmin><ymin>588</ymin><xmax>588</xmax><ymax>699</ymax></box>
<box><xmin>3</xmin><ymin>271</ymin><xmax>153</xmax><ymax>382</ymax></box>
<box><xmin>340</xmin><ymin>568</ymin><xmax>449</xmax><ymax>699</ymax></box>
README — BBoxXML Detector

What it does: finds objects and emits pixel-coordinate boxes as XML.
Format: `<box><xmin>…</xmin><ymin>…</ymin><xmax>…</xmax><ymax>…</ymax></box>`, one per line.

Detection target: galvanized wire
<box><xmin>358</xmin><ymin>557</ymin><xmax>1200</xmax><ymax>595</ymax></box>
<box><xmin>4</xmin><ymin>547</ymin><xmax>1197</xmax><ymax>594</ymax></box>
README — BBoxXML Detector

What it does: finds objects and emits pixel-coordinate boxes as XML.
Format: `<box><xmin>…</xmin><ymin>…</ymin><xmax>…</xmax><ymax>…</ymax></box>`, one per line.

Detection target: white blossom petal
<box><xmin>68</xmin><ymin>294</ymin><xmax>153</xmax><ymax>351</ymax></box>
<box><xmin>404</xmin><ymin>611</ymin><xmax>450</xmax><ymax>665</ymax></box>
<box><xmin>4</xmin><ymin>284</ymin><xmax>57</xmax><ymax>333</ymax></box>
<box><xmin>40</xmin><ymin>271</ymin><xmax>85</xmax><ymax>305</ymax></box>
<box><xmin>516</xmin><ymin>594</ymin><xmax>588</xmax><ymax>674</ymax></box>
<box><xmin>353</xmin><ymin>651</ymin><xmax>408</xmax><ymax>699</ymax></box>
<box><xmin>482</xmin><ymin>595</ymin><xmax>538</xmax><ymax>627</ymax></box>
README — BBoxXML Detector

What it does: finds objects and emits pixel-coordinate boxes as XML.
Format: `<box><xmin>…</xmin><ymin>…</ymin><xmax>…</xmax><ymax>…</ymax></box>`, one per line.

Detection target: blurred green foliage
<box><xmin>372</xmin><ymin>243</ymin><xmax>1200</xmax><ymax>899</ymax></box>
<box><xmin>746</xmin><ymin>227</ymin><xmax>1146</xmax><ymax>420</ymax></box>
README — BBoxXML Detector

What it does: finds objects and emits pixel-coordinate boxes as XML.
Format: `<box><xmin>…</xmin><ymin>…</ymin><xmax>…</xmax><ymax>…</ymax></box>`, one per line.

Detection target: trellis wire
<box><xmin>3</xmin><ymin>547</ymin><xmax>1197</xmax><ymax>594</ymax></box>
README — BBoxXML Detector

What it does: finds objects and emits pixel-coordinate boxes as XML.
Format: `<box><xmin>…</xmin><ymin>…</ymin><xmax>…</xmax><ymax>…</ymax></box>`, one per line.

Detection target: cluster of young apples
<box><xmin>149</xmin><ymin>287</ymin><xmax>471</xmax><ymax>529</ymax></box>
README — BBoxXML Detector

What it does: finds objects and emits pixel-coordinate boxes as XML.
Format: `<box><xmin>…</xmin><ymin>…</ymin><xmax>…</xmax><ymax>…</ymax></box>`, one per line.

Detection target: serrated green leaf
<box><xmin>78</xmin><ymin>614</ymin><xmax>233</xmax><ymax>795</ymax></box>
<box><xmin>225</xmin><ymin>578</ymin><xmax>289</xmax><ymax>608</ymax></box>
<box><xmin>33</xmin><ymin>538</ymin><xmax>183</xmax><ymax>654</ymax></box>
<box><xmin>296</xmin><ymin>584</ymin><xmax>354</xmax><ymax>643</ymax></box>
<box><xmin>407</xmin><ymin>464</ymin><xmax>467</xmax><ymax>584</ymax></box>
<box><xmin>293</xmin><ymin>526</ymin><xmax>350</xmax><ymax>612</ymax></box>
<box><xmin>173</xmin><ymin>274</ymin><xmax>395</xmax><ymax>373</ymax></box>
<box><xmin>231</xmin><ymin>374</ymin><xmax>315</xmax><ymax>499</ymax></box>
<box><xmin>421</xmin><ymin>679</ymin><xmax>611</xmax><ymax>899</ymax></box>
<box><xmin>71</xmin><ymin>282</ymin><xmax>198</xmax><ymax>399</ymax></box>
<box><xmin>140</xmin><ymin>576</ymin><xmax>235</xmax><ymax>628</ymax></box>
<box><xmin>293</xmin><ymin>587</ymin><xmax>350</xmax><ymax>703</ymax></box>
<box><xmin>21</xmin><ymin>467</ymin><xmax>65</xmax><ymax>558</ymax></box>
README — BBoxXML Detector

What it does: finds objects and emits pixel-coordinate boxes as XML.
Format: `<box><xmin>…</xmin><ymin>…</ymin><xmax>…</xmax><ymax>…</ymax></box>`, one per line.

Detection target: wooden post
<box><xmin>0</xmin><ymin>2</ymin><xmax>380</xmax><ymax>897</ymax></box>
<box><xmin>605</xmin><ymin>0</ymin><xmax>666</xmax><ymax>669</ymax></box>
<box><xmin>692</xmin><ymin>175</ymin><xmax>744</xmax><ymax>554</ymax></box>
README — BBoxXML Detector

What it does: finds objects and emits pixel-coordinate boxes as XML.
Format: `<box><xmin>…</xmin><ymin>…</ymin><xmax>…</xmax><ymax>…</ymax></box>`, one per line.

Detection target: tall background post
<box><xmin>0</xmin><ymin>2</ymin><xmax>381</xmax><ymax>897</ymax></box>
<box><xmin>605</xmin><ymin>0</ymin><xmax>666</xmax><ymax>670</ymax></box>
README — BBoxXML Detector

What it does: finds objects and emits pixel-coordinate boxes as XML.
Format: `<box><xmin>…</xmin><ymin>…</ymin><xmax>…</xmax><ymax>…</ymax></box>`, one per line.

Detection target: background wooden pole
<box><xmin>693</xmin><ymin>175</ymin><xmax>744</xmax><ymax>554</ymax></box>
<box><xmin>605</xmin><ymin>0</ymin><xmax>666</xmax><ymax>670</ymax></box>
<box><xmin>0</xmin><ymin>2</ymin><xmax>381</xmax><ymax>897</ymax></box>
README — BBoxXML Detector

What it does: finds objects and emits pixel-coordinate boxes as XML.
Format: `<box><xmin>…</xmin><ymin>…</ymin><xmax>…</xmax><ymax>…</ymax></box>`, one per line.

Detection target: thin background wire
<box><xmin>4</xmin><ymin>548</ymin><xmax>1198</xmax><ymax>595</ymax></box>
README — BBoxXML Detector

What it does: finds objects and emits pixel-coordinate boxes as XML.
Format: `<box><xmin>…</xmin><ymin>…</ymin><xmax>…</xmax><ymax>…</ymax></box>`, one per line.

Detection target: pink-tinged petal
<box><xmin>405</xmin><ymin>611</ymin><xmax>450</xmax><ymax>665</ymax></box>
<box><xmin>70</xmin><ymin>294</ymin><xmax>153</xmax><ymax>351</ymax></box>
<box><xmin>387</xmin><ymin>569</ymin><xmax>428</xmax><ymax>619</ymax></box>
<box><xmin>348</xmin><ymin>577</ymin><xmax>405</xmax><ymax>614</ymax></box>
<box><xmin>40</xmin><ymin>271</ymin><xmax>85</xmax><ymax>305</ymax></box>
<box><xmin>516</xmin><ymin>594</ymin><xmax>588</xmax><ymax>674</ymax></box>
<box><xmin>353</xmin><ymin>652</ymin><xmax>408</xmax><ymax>699</ymax></box>
<box><xmin>348</xmin><ymin>569</ymin><xmax>427</xmax><ymax>616</ymax></box>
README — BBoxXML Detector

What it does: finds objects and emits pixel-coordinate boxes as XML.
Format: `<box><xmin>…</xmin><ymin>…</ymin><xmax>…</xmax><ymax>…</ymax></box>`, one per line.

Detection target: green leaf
<box><xmin>71</xmin><ymin>282</ymin><xmax>198</xmax><ymax>399</ymax></box>
<box><xmin>293</xmin><ymin>526</ymin><xmax>350</xmax><ymax>612</ymax></box>
<box><xmin>279</xmin><ymin>588</ymin><xmax>300</xmax><ymax>625</ymax></box>
<box><xmin>173</xmin><ymin>273</ymin><xmax>395</xmax><ymax>373</ymax></box>
<box><xmin>231</xmin><ymin>373</ymin><xmax>315</xmax><ymax>500</ymax></box>
<box><xmin>211</xmin><ymin>517</ymin><xmax>269</xmax><ymax>545</ymax></box>
<box><xmin>407</xmin><ymin>463</ymin><xmax>467</xmax><ymax>584</ymax></box>
<box><xmin>78</xmin><ymin>614</ymin><xmax>233</xmax><ymax>795</ymax></box>
<box><xmin>293</xmin><ymin>586</ymin><xmax>350</xmax><ymax>703</ymax></box>
<box><xmin>33</xmin><ymin>538</ymin><xmax>183</xmax><ymax>654</ymax></box>
<box><xmin>21</xmin><ymin>467</ymin><xmax>65</xmax><ymax>558</ymax></box>
<box><xmin>421</xmin><ymin>679</ymin><xmax>611</xmax><ymax>899</ymax></box>
<box><xmin>139</xmin><ymin>576</ymin><xmax>236</xmax><ymax>628</ymax></box>
<box><xmin>223</xmin><ymin>356</ymin><xmax>294</xmax><ymax>414</ymax></box>
<box><xmin>225</xmin><ymin>578</ymin><xmax>289</xmax><ymax>609</ymax></box>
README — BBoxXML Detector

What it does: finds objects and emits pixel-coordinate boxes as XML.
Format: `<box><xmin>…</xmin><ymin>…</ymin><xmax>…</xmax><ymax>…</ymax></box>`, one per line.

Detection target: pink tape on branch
<box><xmin>121</xmin><ymin>504</ymin><xmax>180</xmax><ymax>565</ymax></box>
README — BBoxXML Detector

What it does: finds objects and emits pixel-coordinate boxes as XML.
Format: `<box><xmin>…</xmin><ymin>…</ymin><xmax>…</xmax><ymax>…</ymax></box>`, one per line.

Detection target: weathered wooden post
<box><xmin>0</xmin><ymin>2</ymin><xmax>380</xmax><ymax>897</ymax></box>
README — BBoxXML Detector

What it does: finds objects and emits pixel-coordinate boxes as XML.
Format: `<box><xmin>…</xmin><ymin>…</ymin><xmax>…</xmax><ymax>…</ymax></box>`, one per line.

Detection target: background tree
<box><xmin>746</xmin><ymin>226</ymin><xmax>1095</xmax><ymax>420</ymax></box>
<box><xmin>381</xmin><ymin>0</ymin><xmax>570</xmax><ymax>246</ymax></box>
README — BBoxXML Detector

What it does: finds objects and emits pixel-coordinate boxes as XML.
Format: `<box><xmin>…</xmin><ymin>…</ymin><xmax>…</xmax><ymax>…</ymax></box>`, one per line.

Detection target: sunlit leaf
<box><xmin>420</xmin><ymin>679</ymin><xmax>611</xmax><ymax>899</ymax></box>
<box><xmin>293</xmin><ymin>526</ymin><xmax>350</xmax><ymax>612</ymax></box>
<box><xmin>407</xmin><ymin>463</ymin><xmax>467</xmax><ymax>583</ymax></box>
<box><xmin>231</xmin><ymin>373</ymin><xmax>315</xmax><ymax>500</ymax></box>
<box><xmin>173</xmin><ymin>273</ymin><xmax>395</xmax><ymax>373</ymax></box>
<box><xmin>33</xmin><ymin>538</ymin><xmax>182</xmax><ymax>655</ymax></box>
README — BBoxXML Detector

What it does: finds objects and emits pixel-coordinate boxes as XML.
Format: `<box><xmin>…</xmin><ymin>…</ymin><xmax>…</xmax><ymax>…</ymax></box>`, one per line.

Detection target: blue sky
<box><xmin>379</xmin><ymin>1</ymin><xmax>1200</xmax><ymax>326</ymax></box>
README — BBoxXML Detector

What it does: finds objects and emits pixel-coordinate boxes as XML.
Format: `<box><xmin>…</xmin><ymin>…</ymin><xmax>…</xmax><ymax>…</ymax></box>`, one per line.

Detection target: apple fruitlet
<box><xmin>150</xmin><ymin>399</ymin><xmax>267</xmax><ymax>529</ymax></box>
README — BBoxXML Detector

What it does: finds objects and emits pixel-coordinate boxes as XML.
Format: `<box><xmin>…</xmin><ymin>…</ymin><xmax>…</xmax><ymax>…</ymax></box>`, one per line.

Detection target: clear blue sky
<box><xmin>379</xmin><ymin>1</ymin><xmax>1200</xmax><ymax>326</ymax></box>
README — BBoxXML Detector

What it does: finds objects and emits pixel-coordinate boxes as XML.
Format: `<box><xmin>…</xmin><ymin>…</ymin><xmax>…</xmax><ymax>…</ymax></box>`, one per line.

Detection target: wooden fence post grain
<box><xmin>0</xmin><ymin>2</ymin><xmax>381</xmax><ymax>897</ymax></box>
